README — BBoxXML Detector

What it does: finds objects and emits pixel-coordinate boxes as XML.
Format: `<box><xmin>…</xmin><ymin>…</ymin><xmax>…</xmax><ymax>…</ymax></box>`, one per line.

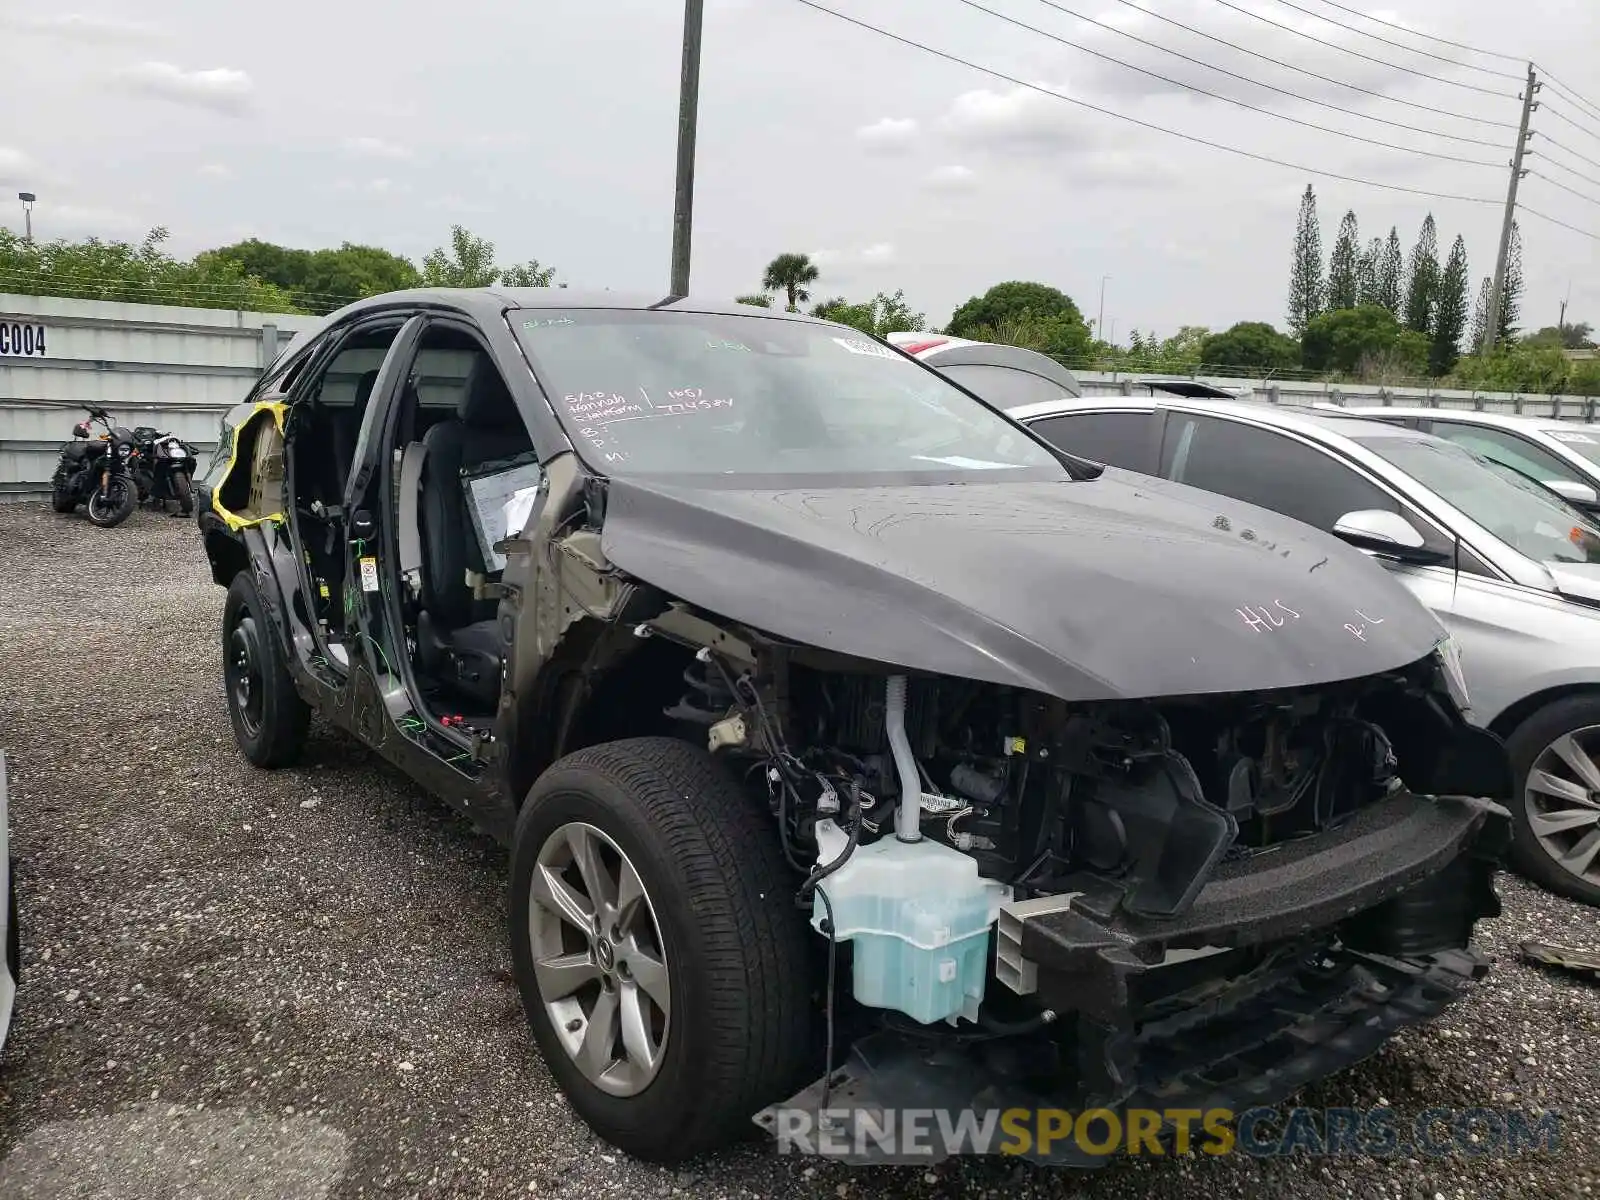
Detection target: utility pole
<box><xmin>668</xmin><ymin>0</ymin><xmax>705</xmax><ymax>297</ymax></box>
<box><xmin>1559</xmin><ymin>280</ymin><xmax>1570</xmax><ymax>332</ymax></box>
<box><xmin>1483</xmin><ymin>63</ymin><xmax>1539</xmax><ymax>354</ymax></box>
<box><xmin>1097</xmin><ymin>275</ymin><xmax>1110</xmax><ymax>344</ymax></box>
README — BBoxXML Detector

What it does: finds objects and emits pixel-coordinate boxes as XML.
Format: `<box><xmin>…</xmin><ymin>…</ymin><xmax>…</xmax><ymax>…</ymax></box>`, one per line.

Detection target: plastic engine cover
<box><xmin>810</xmin><ymin>821</ymin><xmax>1011</xmax><ymax>1024</ymax></box>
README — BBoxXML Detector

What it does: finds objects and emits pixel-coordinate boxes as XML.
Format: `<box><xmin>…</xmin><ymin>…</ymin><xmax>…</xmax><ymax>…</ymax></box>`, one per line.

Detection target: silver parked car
<box><xmin>1001</xmin><ymin>395</ymin><xmax>1600</xmax><ymax>906</ymax></box>
<box><xmin>1337</xmin><ymin>407</ymin><xmax>1600</xmax><ymax>517</ymax></box>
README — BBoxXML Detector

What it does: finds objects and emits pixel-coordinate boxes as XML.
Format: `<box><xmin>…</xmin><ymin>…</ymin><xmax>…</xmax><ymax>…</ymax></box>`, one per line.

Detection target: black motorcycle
<box><xmin>130</xmin><ymin>425</ymin><xmax>198</xmax><ymax>517</ymax></box>
<box><xmin>50</xmin><ymin>406</ymin><xmax>138</xmax><ymax>528</ymax></box>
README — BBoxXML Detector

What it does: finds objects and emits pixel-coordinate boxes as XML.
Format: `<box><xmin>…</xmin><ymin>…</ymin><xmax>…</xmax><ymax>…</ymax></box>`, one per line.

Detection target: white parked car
<box><xmin>1338</xmin><ymin>407</ymin><xmax>1600</xmax><ymax>517</ymax></box>
<box><xmin>886</xmin><ymin>332</ymin><xmax>1083</xmax><ymax>405</ymax></box>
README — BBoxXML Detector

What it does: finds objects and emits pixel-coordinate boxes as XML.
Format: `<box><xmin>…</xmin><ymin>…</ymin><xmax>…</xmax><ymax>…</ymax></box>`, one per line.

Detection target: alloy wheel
<box><xmin>1526</xmin><ymin>726</ymin><xmax>1600</xmax><ymax>888</ymax></box>
<box><xmin>527</xmin><ymin>821</ymin><xmax>671</xmax><ymax>1097</ymax></box>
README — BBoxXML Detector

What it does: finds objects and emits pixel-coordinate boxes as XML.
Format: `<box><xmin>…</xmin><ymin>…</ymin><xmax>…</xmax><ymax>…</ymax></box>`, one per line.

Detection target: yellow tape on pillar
<box><xmin>210</xmin><ymin>400</ymin><xmax>289</xmax><ymax>531</ymax></box>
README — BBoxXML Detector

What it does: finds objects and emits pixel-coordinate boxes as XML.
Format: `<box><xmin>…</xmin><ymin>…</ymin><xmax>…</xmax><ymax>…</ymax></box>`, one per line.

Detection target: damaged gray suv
<box><xmin>195</xmin><ymin>290</ymin><xmax>1511</xmax><ymax>1166</ymax></box>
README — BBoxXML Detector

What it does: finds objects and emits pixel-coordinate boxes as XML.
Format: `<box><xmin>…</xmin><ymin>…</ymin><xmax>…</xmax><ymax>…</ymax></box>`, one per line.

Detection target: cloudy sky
<box><xmin>0</xmin><ymin>0</ymin><xmax>1594</xmax><ymax>336</ymax></box>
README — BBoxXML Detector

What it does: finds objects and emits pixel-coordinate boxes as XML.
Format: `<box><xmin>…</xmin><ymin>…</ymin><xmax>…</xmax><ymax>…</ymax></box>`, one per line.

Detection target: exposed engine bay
<box><xmin>637</xmin><ymin>606</ymin><xmax>1508</xmax><ymax>1158</ymax></box>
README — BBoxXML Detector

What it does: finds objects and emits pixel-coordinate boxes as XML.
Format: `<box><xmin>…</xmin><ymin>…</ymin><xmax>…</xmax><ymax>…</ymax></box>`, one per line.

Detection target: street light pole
<box><xmin>1097</xmin><ymin>275</ymin><xmax>1110</xmax><ymax>344</ymax></box>
<box><xmin>18</xmin><ymin>192</ymin><xmax>35</xmax><ymax>243</ymax></box>
<box><xmin>668</xmin><ymin>0</ymin><xmax>705</xmax><ymax>297</ymax></box>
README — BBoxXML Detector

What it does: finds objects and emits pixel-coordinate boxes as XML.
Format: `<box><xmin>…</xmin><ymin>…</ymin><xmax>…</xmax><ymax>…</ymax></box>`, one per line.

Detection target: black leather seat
<box><xmin>415</xmin><ymin>357</ymin><xmax>532</xmax><ymax>709</ymax></box>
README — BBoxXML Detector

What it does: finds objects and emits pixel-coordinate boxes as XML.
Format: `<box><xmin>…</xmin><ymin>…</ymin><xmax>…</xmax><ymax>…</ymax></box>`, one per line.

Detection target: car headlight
<box><xmin>117</xmin><ymin>443</ymin><xmax>132</xmax><ymax>457</ymax></box>
<box><xmin>1435</xmin><ymin>634</ymin><xmax>1470</xmax><ymax>714</ymax></box>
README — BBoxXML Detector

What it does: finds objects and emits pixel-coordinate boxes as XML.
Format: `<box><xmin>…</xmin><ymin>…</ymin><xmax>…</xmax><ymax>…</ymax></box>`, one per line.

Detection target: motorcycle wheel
<box><xmin>171</xmin><ymin>471</ymin><xmax>194</xmax><ymax>516</ymax></box>
<box><xmin>50</xmin><ymin>482</ymin><xmax>76</xmax><ymax>513</ymax></box>
<box><xmin>86</xmin><ymin>477</ymin><xmax>135</xmax><ymax>528</ymax></box>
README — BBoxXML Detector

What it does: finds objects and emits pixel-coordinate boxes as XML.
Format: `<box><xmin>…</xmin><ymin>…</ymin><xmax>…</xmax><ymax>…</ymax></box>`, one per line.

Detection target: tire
<box><xmin>509</xmin><ymin>737</ymin><xmax>814</xmax><ymax>1162</ymax></box>
<box><xmin>5</xmin><ymin>857</ymin><xmax>16</xmax><ymax>987</ymax></box>
<box><xmin>172</xmin><ymin>471</ymin><xmax>193</xmax><ymax>515</ymax></box>
<box><xmin>223</xmin><ymin>571</ymin><xmax>311</xmax><ymax>768</ymax></box>
<box><xmin>85</xmin><ymin>476</ymin><xmax>135</xmax><ymax>528</ymax></box>
<box><xmin>1505</xmin><ymin>694</ymin><xmax>1600</xmax><ymax>907</ymax></box>
<box><xmin>49</xmin><ymin>483</ymin><xmax>75</xmax><ymax>514</ymax></box>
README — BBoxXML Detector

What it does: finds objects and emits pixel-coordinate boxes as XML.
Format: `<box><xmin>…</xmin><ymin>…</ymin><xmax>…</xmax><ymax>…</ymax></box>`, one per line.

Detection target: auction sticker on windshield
<box><xmin>1548</xmin><ymin>430</ymin><xmax>1597</xmax><ymax>444</ymax></box>
<box><xmin>0</xmin><ymin>321</ymin><xmax>47</xmax><ymax>357</ymax></box>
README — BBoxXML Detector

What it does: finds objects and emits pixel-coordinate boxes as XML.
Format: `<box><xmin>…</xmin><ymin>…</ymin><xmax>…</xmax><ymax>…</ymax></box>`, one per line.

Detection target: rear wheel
<box><xmin>49</xmin><ymin>482</ymin><xmax>75</xmax><ymax>513</ymax></box>
<box><xmin>509</xmin><ymin>737</ymin><xmax>814</xmax><ymax>1162</ymax></box>
<box><xmin>85</xmin><ymin>476</ymin><xmax>135</xmax><ymax>528</ymax></box>
<box><xmin>223</xmin><ymin>571</ymin><xmax>310</xmax><ymax>767</ymax></box>
<box><xmin>1506</xmin><ymin>694</ymin><xmax>1600</xmax><ymax>907</ymax></box>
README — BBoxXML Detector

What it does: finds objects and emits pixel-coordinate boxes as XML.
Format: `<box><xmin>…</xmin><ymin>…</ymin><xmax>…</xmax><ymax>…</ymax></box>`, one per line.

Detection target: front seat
<box><xmin>415</xmin><ymin>356</ymin><xmax>533</xmax><ymax>708</ymax></box>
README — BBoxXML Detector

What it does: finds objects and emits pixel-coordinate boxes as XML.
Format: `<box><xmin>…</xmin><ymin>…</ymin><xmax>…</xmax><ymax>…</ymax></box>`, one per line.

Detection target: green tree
<box><xmin>1525</xmin><ymin>322</ymin><xmax>1596</xmax><ymax>350</ymax></box>
<box><xmin>1403</xmin><ymin>214</ymin><xmax>1438</xmax><ymax>334</ymax></box>
<box><xmin>1376</xmin><ymin>227</ymin><xmax>1404</xmax><ymax>317</ymax></box>
<box><xmin>735</xmin><ymin>293</ymin><xmax>772</xmax><ymax>308</ymax></box>
<box><xmin>497</xmin><ymin>259</ymin><xmax>558</xmax><ymax>287</ymax></box>
<box><xmin>1358</xmin><ymin>236</ymin><xmax>1383</xmax><ymax>306</ymax></box>
<box><xmin>1302</xmin><ymin>304</ymin><xmax>1411</xmax><ymax>375</ymax></box>
<box><xmin>1499</xmin><ymin>220</ymin><xmax>1523</xmax><ymax>342</ymax></box>
<box><xmin>1198</xmin><ymin>321</ymin><xmax>1301</xmax><ymax>373</ymax></box>
<box><xmin>947</xmin><ymin>281</ymin><xmax>1092</xmax><ymax>361</ymax></box>
<box><xmin>0</xmin><ymin>226</ymin><xmax>298</xmax><ymax>312</ymax></box>
<box><xmin>761</xmin><ymin>253</ymin><xmax>820</xmax><ymax>312</ymax></box>
<box><xmin>1430</xmin><ymin>234</ymin><xmax>1470</xmax><ymax>376</ymax></box>
<box><xmin>420</xmin><ymin>225</ymin><xmax>500</xmax><ymax>288</ymax></box>
<box><xmin>1287</xmin><ymin>184</ymin><xmax>1324</xmax><ymax>336</ymax></box>
<box><xmin>201</xmin><ymin>238</ymin><xmax>423</xmax><ymax>312</ymax></box>
<box><xmin>813</xmin><ymin>289</ymin><xmax>926</xmax><ymax>338</ymax></box>
<box><xmin>1327</xmin><ymin>210</ymin><xmax>1361</xmax><ymax>311</ymax></box>
<box><xmin>1468</xmin><ymin>275</ymin><xmax>1492</xmax><ymax>354</ymax></box>
<box><xmin>1451</xmin><ymin>343</ymin><xmax>1574</xmax><ymax>393</ymax></box>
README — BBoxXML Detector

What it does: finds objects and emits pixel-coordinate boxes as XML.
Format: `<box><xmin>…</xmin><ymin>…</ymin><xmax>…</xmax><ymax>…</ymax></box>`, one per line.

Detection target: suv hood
<box><xmin>598</xmin><ymin>469</ymin><xmax>1446</xmax><ymax>701</ymax></box>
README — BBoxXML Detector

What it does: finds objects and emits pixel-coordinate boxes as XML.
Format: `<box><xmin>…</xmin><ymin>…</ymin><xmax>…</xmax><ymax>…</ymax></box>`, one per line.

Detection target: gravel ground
<box><xmin>0</xmin><ymin>501</ymin><xmax>1598</xmax><ymax>1199</ymax></box>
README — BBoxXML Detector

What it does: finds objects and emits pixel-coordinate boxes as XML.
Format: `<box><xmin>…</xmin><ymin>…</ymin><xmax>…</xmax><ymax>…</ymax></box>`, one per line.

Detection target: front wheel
<box><xmin>1506</xmin><ymin>694</ymin><xmax>1600</xmax><ymax>907</ymax></box>
<box><xmin>509</xmin><ymin>737</ymin><xmax>814</xmax><ymax>1162</ymax></box>
<box><xmin>223</xmin><ymin>571</ymin><xmax>310</xmax><ymax>767</ymax></box>
<box><xmin>171</xmin><ymin>470</ymin><xmax>194</xmax><ymax>516</ymax></box>
<box><xmin>85</xmin><ymin>476</ymin><xmax>135</xmax><ymax>527</ymax></box>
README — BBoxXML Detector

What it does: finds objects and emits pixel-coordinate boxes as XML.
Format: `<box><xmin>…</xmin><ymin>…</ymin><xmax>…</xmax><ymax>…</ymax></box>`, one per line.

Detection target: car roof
<box><xmin>1339</xmin><ymin>405</ymin><xmax>1599</xmax><ymax>436</ymax></box>
<box><xmin>321</xmin><ymin>286</ymin><xmax>824</xmax><ymax>323</ymax></box>
<box><xmin>1007</xmin><ymin>395</ymin><xmax>1419</xmax><ymax>443</ymax></box>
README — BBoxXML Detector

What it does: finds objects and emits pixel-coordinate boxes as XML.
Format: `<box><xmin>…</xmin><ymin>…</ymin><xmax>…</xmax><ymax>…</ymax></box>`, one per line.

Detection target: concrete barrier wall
<box><xmin>3</xmin><ymin>292</ymin><xmax>1595</xmax><ymax>499</ymax></box>
<box><xmin>0</xmin><ymin>293</ymin><xmax>317</xmax><ymax>499</ymax></box>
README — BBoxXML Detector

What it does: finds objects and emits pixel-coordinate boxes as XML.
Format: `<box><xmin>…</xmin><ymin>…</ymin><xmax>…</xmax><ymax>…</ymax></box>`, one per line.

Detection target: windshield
<box><xmin>510</xmin><ymin>309</ymin><xmax>1064</xmax><ymax>483</ymax></box>
<box><xmin>1355</xmin><ymin>433</ymin><xmax>1600</xmax><ymax>565</ymax></box>
<box><xmin>1541</xmin><ymin>425</ymin><xmax>1600</xmax><ymax>467</ymax></box>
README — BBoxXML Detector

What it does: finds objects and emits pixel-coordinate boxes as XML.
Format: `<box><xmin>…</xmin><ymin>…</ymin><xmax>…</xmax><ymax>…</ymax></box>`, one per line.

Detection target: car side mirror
<box><xmin>1543</xmin><ymin>478</ymin><xmax>1599</xmax><ymax>507</ymax></box>
<box><xmin>1332</xmin><ymin>509</ymin><xmax>1450</xmax><ymax>564</ymax></box>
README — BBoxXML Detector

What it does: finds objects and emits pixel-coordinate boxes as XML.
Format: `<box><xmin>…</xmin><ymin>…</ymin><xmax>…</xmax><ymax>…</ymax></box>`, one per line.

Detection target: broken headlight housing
<box><xmin>1435</xmin><ymin>633</ymin><xmax>1470</xmax><ymax>715</ymax></box>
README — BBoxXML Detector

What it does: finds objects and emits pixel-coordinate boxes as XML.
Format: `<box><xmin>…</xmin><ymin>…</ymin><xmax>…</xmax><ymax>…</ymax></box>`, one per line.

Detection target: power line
<box><xmin>956</xmin><ymin>0</ymin><xmax>1501</xmax><ymax>166</ymax></box>
<box><xmin>1528</xmin><ymin>171</ymin><xmax>1600</xmax><ymax>210</ymax></box>
<box><xmin>789</xmin><ymin>0</ymin><xmax>1502</xmax><ymax>204</ymax></box>
<box><xmin>1026</xmin><ymin>0</ymin><xmax>1513</xmax><ymax>149</ymax></box>
<box><xmin>1538</xmin><ymin>70</ymin><xmax>1600</xmax><ymax>124</ymax></box>
<box><xmin>1520</xmin><ymin>205</ymin><xmax>1600</xmax><ymax>242</ymax></box>
<box><xmin>1534</xmin><ymin>152</ymin><xmax>1600</xmax><ymax>193</ymax></box>
<box><xmin>1087</xmin><ymin>0</ymin><xmax>1516</xmax><ymax>132</ymax></box>
<box><xmin>1540</xmin><ymin>105</ymin><xmax>1600</xmax><ymax>146</ymax></box>
<box><xmin>1541</xmin><ymin>134</ymin><xmax>1600</xmax><ymax>174</ymax></box>
<box><xmin>1258</xmin><ymin>0</ymin><xmax>1522</xmax><ymax>80</ymax></box>
<box><xmin>1291</xmin><ymin>0</ymin><xmax>1524</xmax><ymax>65</ymax></box>
<box><xmin>1204</xmin><ymin>0</ymin><xmax>1518</xmax><ymax>99</ymax></box>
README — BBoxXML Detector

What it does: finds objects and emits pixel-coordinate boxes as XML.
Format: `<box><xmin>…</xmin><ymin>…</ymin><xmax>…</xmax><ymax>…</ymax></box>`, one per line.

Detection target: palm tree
<box><xmin>762</xmin><ymin>253</ymin><xmax>819</xmax><ymax>312</ymax></box>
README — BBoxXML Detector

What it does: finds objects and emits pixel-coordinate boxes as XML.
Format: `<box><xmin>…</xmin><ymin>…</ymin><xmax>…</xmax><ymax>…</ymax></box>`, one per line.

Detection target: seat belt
<box><xmin>397</xmin><ymin>442</ymin><xmax>427</xmax><ymax>600</ymax></box>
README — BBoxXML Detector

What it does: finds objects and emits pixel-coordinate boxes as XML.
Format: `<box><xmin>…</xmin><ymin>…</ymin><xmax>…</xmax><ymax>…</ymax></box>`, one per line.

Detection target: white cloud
<box><xmin>0</xmin><ymin>147</ymin><xmax>42</xmax><ymax>187</ymax></box>
<box><xmin>197</xmin><ymin>163</ymin><xmax>234</xmax><ymax>180</ymax></box>
<box><xmin>937</xmin><ymin>83</ymin><xmax>1094</xmax><ymax>152</ymax></box>
<box><xmin>0</xmin><ymin>12</ymin><xmax>163</xmax><ymax>42</ymax></box>
<box><xmin>364</xmin><ymin>178</ymin><xmax>411</xmax><ymax>194</ymax></box>
<box><xmin>115</xmin><ymin>63</ymin><xmax>253</xmax><ymax>114</ymax></box>
<box><xmin>37</xmin><ymin>203</ymin><xmax>148</xmax><ymax>239</ymax></box>
<box><xmin>344</xmin><ymin>136</ymin><xmax>414</xmax><ymax>160</ymax></box>
<box><xmin>812</xmin><ymin>244</ymin><xmax>897</xmax><ymax>270</ymax></box>
<box><xmin>855</xmin><ymin>117</ymin><xmax>919</xmax><ymax>152</ymax></box>
<box><xmin>1071</xmin><ymin>150</ymin><xmax>1181</xmax><ymax>188</ymax></box>
<box><xmin>924</xmin><ymin>164</ymin><xmax>977</xmax><ymax>191</ymax></box>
